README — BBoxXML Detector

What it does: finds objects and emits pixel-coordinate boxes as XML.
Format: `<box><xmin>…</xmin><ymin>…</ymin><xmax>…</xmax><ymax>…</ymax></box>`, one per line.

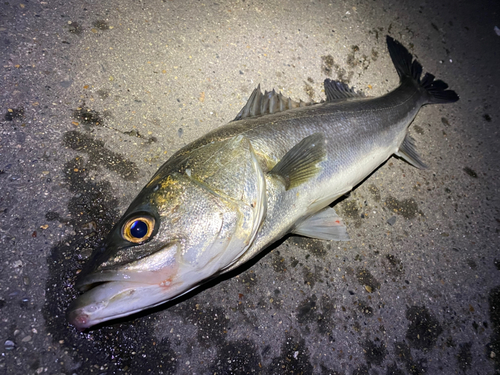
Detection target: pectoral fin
<box><xmin>395</xmin><ymin>134</ymin><xmax>428</xmax><ymax>169</ymax></box>
<box><xmin>269</xmin><ymin>133</ymin><xmax>326</xmax><ymax>190</ymax></box>
<box><xmin>292</xmin><ymin>207</ymin><xmax>349</xmax><ymax>241</ymax></box>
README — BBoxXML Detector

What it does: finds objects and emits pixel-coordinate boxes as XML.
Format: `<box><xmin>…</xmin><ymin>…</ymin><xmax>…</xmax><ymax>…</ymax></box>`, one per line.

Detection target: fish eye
<box><xmin>122</xmin><ymin>215</ymin><xmax>155</xmax><ymax>243</ymax></box>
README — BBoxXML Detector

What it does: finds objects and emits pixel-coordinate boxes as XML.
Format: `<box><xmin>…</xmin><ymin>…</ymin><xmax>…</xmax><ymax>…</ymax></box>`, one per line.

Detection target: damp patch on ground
<box><xmin>405</xmin><ymin>306</ymin><xmax>443</xmax><ymax>352</ymax></box>
<box><xmin>384</xmin><ymin>196</ymin><xmax>421</xmax><ymax>220</ymax></box>
<box><xmin>63</xmin><ymin>131</ymin><xmax>139</xmax><ymax>180</ymax></box>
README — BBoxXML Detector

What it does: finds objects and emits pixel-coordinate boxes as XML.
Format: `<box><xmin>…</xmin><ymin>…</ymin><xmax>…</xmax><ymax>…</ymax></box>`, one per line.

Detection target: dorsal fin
<box><xmin>233</xmin><ymin>85</ymin><xmax>313</xmax><ymax>121</ymax></box>
<box><xmin>324</xmin><ymin>79</ymin><xmax>365</xmax><ymax>101</ymax></box>
<box><xmin>233</xmin><ymin>80</ymin><xmax>364</xmax><ymax>121</ymax></box>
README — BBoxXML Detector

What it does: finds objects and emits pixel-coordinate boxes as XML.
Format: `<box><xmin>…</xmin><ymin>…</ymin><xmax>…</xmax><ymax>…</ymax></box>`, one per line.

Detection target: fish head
<box><xmin>67</xmin><ymin>170</ymin><xmax>252</xmax><ymax>330</ymax></box>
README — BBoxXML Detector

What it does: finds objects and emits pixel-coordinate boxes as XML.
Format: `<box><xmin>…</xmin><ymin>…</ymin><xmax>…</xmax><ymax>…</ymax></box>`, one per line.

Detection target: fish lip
<box><xmin>75</xmin><ymin>242</ymin><xmax>180</xmax><ymax>290</ymax></box>
<box><xmin>76</xmin><ymin>270</ymin><xmax>146</xmax><ymax>290</ymax></box>
<box><xmin>75</xmin><ymin>269</ymin><xmax>175</xmax><ymax>290</ymax></box>
<box><xmin>67</xmin><ymin>305</ymin><xmax>91</xmax><ymax>331</ymax></box>
<box><xmin>67</xmin><ymin>299</ymin><xmax>102</xmax><ymax>331</ymax></box>
<box><xmin>67</xmin><ymin>280</ymin><xmax>154</xmax><ymax>330</ymax></box>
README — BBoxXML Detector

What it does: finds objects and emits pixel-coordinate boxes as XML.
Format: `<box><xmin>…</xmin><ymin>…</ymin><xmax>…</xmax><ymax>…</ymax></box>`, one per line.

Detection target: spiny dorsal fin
<box><xmin>269</xmin><ymin>133</ymin><xmax>326</xmax><ymax>190</ymax></box>
<box><xmin>324</xmin><ymin>79</ymin><xmax>365</xmax><ymax>101</ymax></box>
<box><xmin>233</xmin><ymin>85</ymin><xmax>313</xmax><ymax>121</ymax></box>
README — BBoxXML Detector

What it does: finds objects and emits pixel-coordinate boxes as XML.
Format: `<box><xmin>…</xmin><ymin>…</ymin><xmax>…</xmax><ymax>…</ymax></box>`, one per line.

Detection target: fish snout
<box><xmin>67</xmin><ymin>306</ymin><xmax>91</xmax><ymax>331</ymax></box>
<box><xmin>67</xmin><ymin>296</ymin><xmax>106</xmax><ymax>331</ymax></box>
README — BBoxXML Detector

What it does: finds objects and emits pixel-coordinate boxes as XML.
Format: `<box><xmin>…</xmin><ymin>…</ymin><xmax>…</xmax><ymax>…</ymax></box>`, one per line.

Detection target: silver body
<box><xmin>210</xmin><ymin>78</ymin><xmax>423</xmax><ymax>271</ymax></box>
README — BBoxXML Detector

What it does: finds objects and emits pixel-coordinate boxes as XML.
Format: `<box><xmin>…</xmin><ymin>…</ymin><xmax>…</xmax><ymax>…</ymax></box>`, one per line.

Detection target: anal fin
<box><xmin>395</xmin><ymin>134</ymin><xmax>428</xmax><ymax>169</ymax></box>
<box><xmin>269</xmin><ymin>133</ymin><xmax>326</xmax><ymax>190</ymax></box>
<box><xmin>292</xmin><ymin>207</ymin><xmax>349</xmax><ymax>241</ymax></box>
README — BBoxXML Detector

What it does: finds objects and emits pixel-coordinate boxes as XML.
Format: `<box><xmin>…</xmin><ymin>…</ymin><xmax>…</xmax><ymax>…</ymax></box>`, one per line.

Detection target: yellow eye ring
<box><xmin>122</xmin><ymin>216</ymin><xmax>155</xmax><ymax>243</ymax></box>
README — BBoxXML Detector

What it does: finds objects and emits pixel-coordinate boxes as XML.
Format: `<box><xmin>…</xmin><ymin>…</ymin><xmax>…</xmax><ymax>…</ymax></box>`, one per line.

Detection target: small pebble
<box><xmin>4</xmin><ymin>340</ymin><xmax>15</xmax><ymax>350</ymax></box>
<box><xmin>387</xmin><ymin>216</ymin><xmax>397</xmax><ymax>226</ymax></box>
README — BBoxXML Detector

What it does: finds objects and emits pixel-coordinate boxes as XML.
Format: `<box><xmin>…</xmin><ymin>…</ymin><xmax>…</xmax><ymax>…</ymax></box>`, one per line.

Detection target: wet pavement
<box><xmin>1</xmin><ymin>0</ymin><xmax>499</xmax><ymax>374</ymax></box>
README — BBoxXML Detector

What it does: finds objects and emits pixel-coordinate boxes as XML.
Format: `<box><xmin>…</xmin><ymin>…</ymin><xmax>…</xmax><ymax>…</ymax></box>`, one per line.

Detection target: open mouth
<box><xmin>67</xmin><ymin>243</ymin><xmax>194</xmax><ymax>330</ymax></box>
<box><xmin>68</xmin><ymin>273</ymin><xmax>175</xmax><ymax>331</ymax></box>
<box><xmin>68</xmin><ymin>279</ymin><xmax>152</xmax><ymax>330</ymax></box>
<box><xmin>68</xmin><ymin>263</ymin><xmax>183</xmax><ymax>330</ymax></box>
<box><xmin>76</xmin><ymin>242</ymin><xmax>181</xmax><ymax>291</ymax></box>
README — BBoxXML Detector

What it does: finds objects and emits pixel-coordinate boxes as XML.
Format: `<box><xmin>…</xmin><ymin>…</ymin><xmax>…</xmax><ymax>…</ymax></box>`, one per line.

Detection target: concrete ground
<box><xmin>1</xmin><ymin>0</ymin><xmax>499</xmax><ymax>374</ymax></box>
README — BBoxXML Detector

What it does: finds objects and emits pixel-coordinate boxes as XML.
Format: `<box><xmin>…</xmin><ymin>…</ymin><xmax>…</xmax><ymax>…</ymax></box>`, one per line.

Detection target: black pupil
<box><xmin>130</xmin><ymin>220</ymin><xmax>148</xmax><ymax>239</ymax></box>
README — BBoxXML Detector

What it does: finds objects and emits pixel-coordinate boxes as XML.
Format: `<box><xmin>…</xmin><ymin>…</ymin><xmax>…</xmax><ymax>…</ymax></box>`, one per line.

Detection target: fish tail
<box><xmin>386</xmin><ymin>36</ymin><xmax>459</xmax><ymax>104</ymax></box>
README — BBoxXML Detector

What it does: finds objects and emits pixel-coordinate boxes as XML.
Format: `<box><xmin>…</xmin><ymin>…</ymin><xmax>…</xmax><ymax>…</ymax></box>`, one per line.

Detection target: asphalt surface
<box><xmin>1</xmin><ymin>0</ymin><xmax>499</xmax><ymax>374</ymax></box>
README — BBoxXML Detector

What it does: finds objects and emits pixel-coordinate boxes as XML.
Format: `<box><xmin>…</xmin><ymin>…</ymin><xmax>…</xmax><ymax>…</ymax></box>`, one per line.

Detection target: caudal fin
<box><xmin>386</xmin><ymin>36</ymin><xmax>459</xmax><ymax>104</ymax></box>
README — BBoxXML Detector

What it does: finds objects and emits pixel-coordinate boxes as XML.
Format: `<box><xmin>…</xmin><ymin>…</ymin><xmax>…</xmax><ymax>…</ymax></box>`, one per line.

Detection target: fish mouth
<box><xmin>68</xmin><ymin>266</ymin><xmax>182</xmax><ymax>330</ymax></box>
<box><xmin>67</xmin><ymin>280</ymin><xmax>150</xmax><ymax>330</ymax></box>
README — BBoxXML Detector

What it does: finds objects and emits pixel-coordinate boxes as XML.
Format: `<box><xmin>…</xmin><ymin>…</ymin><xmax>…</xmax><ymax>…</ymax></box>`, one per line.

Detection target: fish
<box><xmin>67</xmin><ymin>36</ymin><xmax>458</xmax><ymax>330</ymax></box>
